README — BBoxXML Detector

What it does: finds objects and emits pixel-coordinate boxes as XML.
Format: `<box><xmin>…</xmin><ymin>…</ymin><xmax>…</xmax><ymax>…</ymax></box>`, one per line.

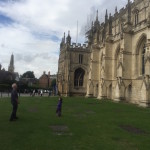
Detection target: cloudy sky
<box><xmin>0</xmin><ymin>0</ymin><xmax>129</xmax><ymax>78</ymax></box>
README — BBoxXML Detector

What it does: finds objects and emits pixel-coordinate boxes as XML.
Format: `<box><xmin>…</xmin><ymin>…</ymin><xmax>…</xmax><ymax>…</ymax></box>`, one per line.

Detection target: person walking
<box><xmin>9</xmin><ymin>83</ymin><xmax>19</xmax><ymax>121</ymax></box>
<box><xmin>40</xmin><ymin>90</ymin><xmax>43</xmax><ymax>96</ymax></box>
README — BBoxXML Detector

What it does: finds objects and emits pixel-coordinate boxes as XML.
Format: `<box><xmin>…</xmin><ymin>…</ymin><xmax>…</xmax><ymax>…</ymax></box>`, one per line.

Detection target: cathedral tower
<box><xmin>8</xmin><ymin>53</ymin><xmax>14</xmax><ymax>73</ymax></box>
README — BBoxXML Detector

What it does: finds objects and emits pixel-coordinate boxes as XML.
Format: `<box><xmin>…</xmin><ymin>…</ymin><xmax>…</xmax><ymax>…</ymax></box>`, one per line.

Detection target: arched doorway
<box><xmin>74</xmin><ymin>68</ymin><xmax>85</xmax><ymax>87</ymax></box>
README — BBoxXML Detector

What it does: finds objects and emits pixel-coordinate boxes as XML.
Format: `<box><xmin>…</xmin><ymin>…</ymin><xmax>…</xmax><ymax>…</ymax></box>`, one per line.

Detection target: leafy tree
<box><xmin>21</xmin><ymin>71</ymin><xmax>35</xmax><ymax>78</ymax></box>
<box><xmin>51</xmin><ymin>79</ymin><xmax>56</xmax><ymax>88</ymax></box>
<box><xmin>0</xmin><ymin>84</ymin><xmax>11</xmax><ymax>92</ymax></box>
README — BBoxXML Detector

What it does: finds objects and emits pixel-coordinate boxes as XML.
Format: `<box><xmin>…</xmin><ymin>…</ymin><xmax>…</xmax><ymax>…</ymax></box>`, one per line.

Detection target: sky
<box><xmin>0</xmin><ymin>0</ymin><xmax>129</xmax><ymax>78</ymax></box>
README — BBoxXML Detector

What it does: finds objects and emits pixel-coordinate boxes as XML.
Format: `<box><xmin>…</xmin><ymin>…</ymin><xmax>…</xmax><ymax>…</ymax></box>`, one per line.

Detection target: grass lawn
<box><xmin>0</xmin><ymin>96</ymin><xmax>150</xmax><ymax>150</ymax></box>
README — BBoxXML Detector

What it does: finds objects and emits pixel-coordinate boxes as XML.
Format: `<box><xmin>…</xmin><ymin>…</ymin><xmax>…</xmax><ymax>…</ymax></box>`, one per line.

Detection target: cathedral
<box><xmin>57</xmin><ymin>0</ymin><xmax>150</xmax><ymax>107</ymax></box>
<box><xmin>0</xmin><ymin>54</ymin><xmax>18</xmax><ymax>82</ymax></box>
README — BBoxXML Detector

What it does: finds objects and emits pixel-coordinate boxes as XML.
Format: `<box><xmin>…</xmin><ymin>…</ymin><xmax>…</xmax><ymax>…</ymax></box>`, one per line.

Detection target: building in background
<box><xmin>0</xmin><ymin>54</ymin><xmax>19</xmax><ymax>82</ymax></box>
<box><xmin>39</xmin><ymin>71</ymin><xmax>51</xmax><ymax>89</ymax></box>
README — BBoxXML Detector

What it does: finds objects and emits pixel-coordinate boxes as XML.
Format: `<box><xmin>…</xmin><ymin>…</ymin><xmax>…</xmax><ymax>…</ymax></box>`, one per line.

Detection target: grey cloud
<box><xmin>1</xmin><ymin>43</ymin><xmax>5</xmax><ymax>48</ymax></box>
<box><xmin>15</xmin><ymin>53</ymin><xmax>23</xmax><ymax>61</ymax></box>
<box><xmin>15</xmin><ymin>52</ymin><xmax>58</xmax><ymax>63</ymax></box>
<box><xmin>35</xmin><ymin>53</ymin><xmax>58</xmax><ymax>62</ymax></box>
<box><xmin>15</xmin><ymin>53</ymin><xmax>36</xmax><ymax>63</ymax></box>
<box><xmin>23</xmin><ymin>54</ymin><xmax>33</xmax><ymax>63</ymax></box>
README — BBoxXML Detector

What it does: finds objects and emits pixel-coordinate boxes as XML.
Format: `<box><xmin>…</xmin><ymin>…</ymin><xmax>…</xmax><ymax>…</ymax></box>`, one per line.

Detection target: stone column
<box><xmin>86</xmin><ymin>79</ymin><xmax>94</xmax><ymax>97</ymax></box>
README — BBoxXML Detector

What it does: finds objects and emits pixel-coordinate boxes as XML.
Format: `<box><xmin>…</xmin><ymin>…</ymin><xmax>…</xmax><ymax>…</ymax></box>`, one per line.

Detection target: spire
<box><xmin>66</xmin><ymin>30</ymin><xmax>71</xmax><ymax>45</ymax></box>
<box><xmin>109</xmin><ymin>13</ymin><xmax>112</xmax><ymax>35</ymax></box>
<box><xmin>60</xmin><ymin>38</ymin><xmax>64</xmax><ymax>49</ymax></box>
<box><xmin>115</xmin><ymin>6</ymin><xmax>117</xmax><ymax>13</ymax></box>
<box><xmin>68</xmin><ymin>30</ymin><xmax>70</xmax><ymax>36</ymax></box>
<box><xmin>91</xmin><ymin>21</ymin><xmax>94</xmax><ymax>32</ymax></box>
<box><xmin>64</xmin><ymin>32</ymin><xmax>65</xmax><ymax>43</ymax></box>
<box><xmin>128</xmin><ymin>0</ymin><xmax>131</xmax><ymax>23</ymax></box>
<box><xmin>94</xmin><ymin>10</ymin><xmax>100</xmax><ymax>30</ymax></box>
<box><xmin>48</xmin><ymin>71</ymin><xmax>50</xmax><ymax>77</ymax></box>
<box><xmin>96</xmin><ymin>10</ymin><xmax>98</xmax><ymax>21</ymax></box>
<box><xmin>105</xmin><ymin>9</ymin><xmax>108</xmax><ymax>23</ymax></box>
<box><xmin>60</xmin><ymin>33</ymin><xmax>66</xmax><ymax>49</ymax></box>
<box><xmin>8</xmin><ymin>53</ymin><xmax>14</xmax><ymax>73</ymax></box>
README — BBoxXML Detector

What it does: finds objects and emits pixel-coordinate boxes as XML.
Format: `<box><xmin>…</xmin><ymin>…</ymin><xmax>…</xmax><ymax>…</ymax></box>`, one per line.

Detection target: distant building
<box><xmin>0</xmin><ymin>54</ymin><xmax>19</xmax><ymax>83</ymax></box>
<box><xmin>39</xmin><ymin>71</ymin><xmax>51</xmax><ymax>89</ymax></box>
<box><xmin>0</xmin><ymin>67</ymin><xmax>15</xmax><ymax>82</ymax></box>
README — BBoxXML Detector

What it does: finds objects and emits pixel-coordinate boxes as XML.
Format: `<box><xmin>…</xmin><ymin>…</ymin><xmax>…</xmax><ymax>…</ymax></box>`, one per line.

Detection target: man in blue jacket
<box><xmin>9</xmin><ymin>83</ymin><xmax>19</xmax><ymax>121</ymax></box>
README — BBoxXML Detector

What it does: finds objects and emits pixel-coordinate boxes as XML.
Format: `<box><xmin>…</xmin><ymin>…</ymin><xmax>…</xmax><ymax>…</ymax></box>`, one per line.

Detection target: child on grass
<box><xmin>56</xmin><ymin>96</ymin><xmax>63</xmax><ymax>117</ymax></box>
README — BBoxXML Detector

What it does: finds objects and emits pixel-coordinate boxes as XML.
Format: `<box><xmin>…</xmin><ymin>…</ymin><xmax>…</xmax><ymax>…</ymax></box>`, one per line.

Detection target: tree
<box><xmin>51</xmin><ymin>79</ymin><xmax>56</xmax><ymax>88</ymax></box>
<box><xmin>21</xmin><ymin>71</ymin><xmax>35</xmax><ymax>78</ymax></box>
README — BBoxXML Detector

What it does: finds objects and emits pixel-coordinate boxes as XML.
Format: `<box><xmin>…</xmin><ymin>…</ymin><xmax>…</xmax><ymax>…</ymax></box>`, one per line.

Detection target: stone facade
<box><xmin>57</xmin><ymin>32</ymin><xmax>90</xmax><ymax>96</ymax></box>
<box><xmin>58</xmin><ymin>0</ymin><xmax>150</xmax><ymax>107</ymax></box>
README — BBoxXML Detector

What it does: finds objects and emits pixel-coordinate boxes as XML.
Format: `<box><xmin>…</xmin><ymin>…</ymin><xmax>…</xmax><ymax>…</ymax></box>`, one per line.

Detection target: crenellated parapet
<box><xmin>60</xmin><ymin>31</ymin><xmax>88</xmax><ymax>51</ymax></box>
<box><xmin>70</xmin><ymin>43</ymin><xmax>88</xmax><ymax>50</ymax></box>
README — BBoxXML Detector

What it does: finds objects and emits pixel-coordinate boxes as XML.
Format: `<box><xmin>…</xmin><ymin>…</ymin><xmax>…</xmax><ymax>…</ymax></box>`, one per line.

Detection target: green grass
<box><xmin>0</xmin><ymin>97</ymin><xmax>150</xmax><ymax>150</ymax></box>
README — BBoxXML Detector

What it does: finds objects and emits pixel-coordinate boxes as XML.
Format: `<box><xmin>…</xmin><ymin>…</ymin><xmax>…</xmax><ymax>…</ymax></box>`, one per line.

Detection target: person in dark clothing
<box><xmin>48</xmin><ymin>90</ymin><xmax>51</xmax><ymax>97</ymax></box>
<box><xmin>56</xmin><ymin>97</ymin><xmax>62</xmax><ymax>117</ymax></box>
<box><xmin>10</xmin><ymin>83</ymin><xmax>19</xmax><ymax>121</ymax></box>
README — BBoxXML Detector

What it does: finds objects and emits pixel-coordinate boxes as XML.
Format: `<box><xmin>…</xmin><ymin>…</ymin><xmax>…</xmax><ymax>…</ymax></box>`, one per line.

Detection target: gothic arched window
<box><xmin>114</xmin><ymin>46</ymin><xmax>120</xmax><ymax>78</ymax></box>
<box><xmin>79</xmin><ymin>54</ymin><xmax>83</xmax><ymax>64</ymax></box>
<box><xmin>116</xmin><ymin>49</ymin><xmax>121</xmax><ymax>76</ymax></box>
<box><xmin>136</xmin><ymin>35</ymin><xmax>146</xmax><ymax>77</ymax></box>
<box><xmin>142</xmin><ymin>45</ymin><xmax>146</xmax><ymax>75</ymax></box>
<box><xmin>134</xmin><ymin>9</ymin><xmax>139</xmax><ymax>26</ymax></box>
<box><xmin>74</xmin><ymin>68</ymin><xmax>85</xmax><ymax>87</ymax></box>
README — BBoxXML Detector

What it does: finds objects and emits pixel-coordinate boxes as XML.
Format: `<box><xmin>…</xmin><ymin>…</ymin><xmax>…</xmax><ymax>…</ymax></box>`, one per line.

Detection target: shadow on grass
<box><xmin>120</xmin><ymin>125</ymin><xmax>149</xmax><ymax>135</ymax></box>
